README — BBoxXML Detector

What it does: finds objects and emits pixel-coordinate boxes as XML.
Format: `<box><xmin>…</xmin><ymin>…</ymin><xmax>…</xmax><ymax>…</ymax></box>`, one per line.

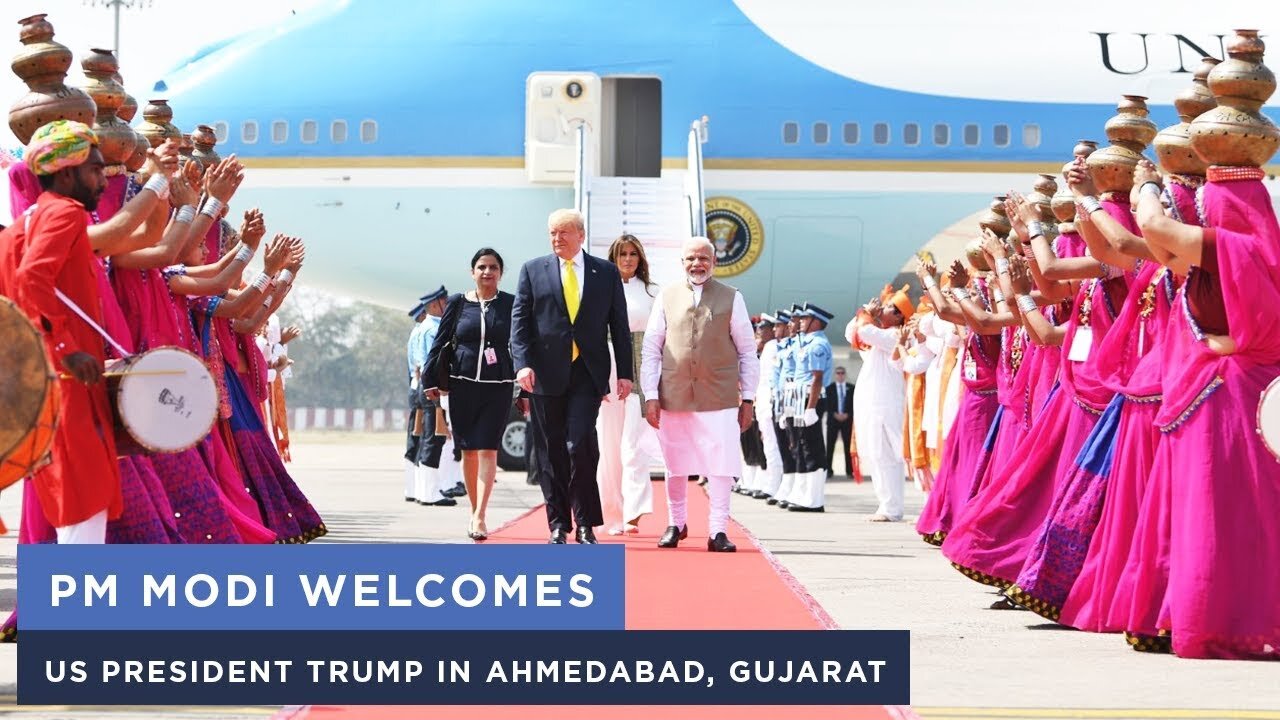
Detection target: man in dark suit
<box><xmin>824</xmin><ymin>366</ymin><xmax>855</xmax><ymax>477</ymax></box>
<box><xmin>512</xmin><ymin>208</ymin><xmax>632</xmax><ymax>545</ymax></box>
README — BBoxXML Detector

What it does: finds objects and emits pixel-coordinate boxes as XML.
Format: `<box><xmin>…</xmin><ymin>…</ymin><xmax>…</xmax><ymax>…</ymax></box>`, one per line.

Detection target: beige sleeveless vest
<box><xmin>658</xmin><ymin>278</ymin><xmax>741</xmax><ymax>412</ymax></box>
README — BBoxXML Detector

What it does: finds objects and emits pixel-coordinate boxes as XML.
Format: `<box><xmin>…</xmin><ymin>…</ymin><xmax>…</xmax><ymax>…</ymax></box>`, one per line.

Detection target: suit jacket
<box><xmin>824</xmin><ymin>381</ymin><xmax>854</xmax><ymax>420</ymax></box>
<box><xmin>511</xmin><ymin>252</ymin><xmax>632</xmax><ymax>396</ymax></box>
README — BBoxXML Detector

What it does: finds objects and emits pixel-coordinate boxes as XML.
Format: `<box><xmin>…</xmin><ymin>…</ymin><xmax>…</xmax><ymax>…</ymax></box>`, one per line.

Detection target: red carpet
<box><xmin>281</xmin><ymin>480</ymin><xmax>915</xmax><ymax>720</ymax></box>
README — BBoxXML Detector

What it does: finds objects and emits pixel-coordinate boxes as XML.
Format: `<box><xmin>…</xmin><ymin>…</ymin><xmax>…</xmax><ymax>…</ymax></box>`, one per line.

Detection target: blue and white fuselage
<box><xmin>159</xmin><ymin>0</ymin><xmax>1278</xmax><ymax>324</ymax></box>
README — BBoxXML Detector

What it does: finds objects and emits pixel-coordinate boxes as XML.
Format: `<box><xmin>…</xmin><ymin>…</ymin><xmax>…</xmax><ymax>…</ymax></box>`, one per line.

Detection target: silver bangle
<box><xmin>1016</xmin><ymin>295</ymin><xmax>1038</xmax><ymax>313</ymax></box>
<box><xmin>1139</xmin><ymin>181</ymin><xmax>1162</xmax><ymax>198</ymax></box>
<box><xmin>234</xmin><ymin>244</ymin><xmax>253</xmax><ymax>264</ymax></box>
<box><xmin>951</xmin><ymin>288</ymin><xmax>970</xmax><ymax>302</ymax></box>
<box><xmin>250</xmin><ymin>271</ymin><xmax>270</xmax><ymax>291</ymax></box>
<box><xmin>1079</xmin><ymin>196</ymin><xmax>1103</xmax><ymax>215</ymax></box>
<box><xmin>996</xmin><ymin>257</ymin><xmax>1010</xmax><ymax>275</ymax></box>
<box><xmin>992</xmin><ymin>288</ymin><xmax>1006</xmax><ymax>303</ymax></box>
<box><xmin>1026</xmin><ymin>221</ymin><xmax>1045</xmax><ymax>239</ymax></box>
<box><xmin>174</xmin><ymin>205</ymin><xmax>196</xmax><ymax>225</ymax></box>
<box><xmin>277</xmin><ymin>269</ymin><xmax>295</xmax><ymax>286</ymax></box>
<box><xmin>922</xmin><ymin>275</ymin><xmax>937</xmax><ymax>290</ymax></box>
<box><xmin>143</xmin><ymin>173</ymin><xmax>170</xmax><ymax>199</ymax></box>
<box><xmin>200</xmin><ymin>197</ymin><xmax>225</xmax><ymax>219</ymax></box>
<box><xmin>261</xmin><ymin>294</ymin><xmax>274</xmax><ymax>308</ymax></box>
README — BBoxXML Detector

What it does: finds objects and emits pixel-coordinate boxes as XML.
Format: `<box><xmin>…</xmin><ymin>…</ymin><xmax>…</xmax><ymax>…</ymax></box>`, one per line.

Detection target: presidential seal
<box><xmin>705</xmin><ymin>196</ymin><xmax>763</xmax><ymax>277</ymax></box>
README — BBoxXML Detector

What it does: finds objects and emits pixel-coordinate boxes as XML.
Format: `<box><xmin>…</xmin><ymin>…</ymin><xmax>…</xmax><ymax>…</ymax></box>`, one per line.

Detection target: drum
<box><xmin>1258</xmin><ymin>376</ymin><xmax>1280</xmax><ymax>461</ymax></box>
<box><xmin>0</xmin><ymin>295</ymin><xmax>59</xmax><ymax>490</ymax></box>
<box><xmin>106</xmin><ymin>346</ymin><xmax>217</xmax><ymax>454</ymax></box>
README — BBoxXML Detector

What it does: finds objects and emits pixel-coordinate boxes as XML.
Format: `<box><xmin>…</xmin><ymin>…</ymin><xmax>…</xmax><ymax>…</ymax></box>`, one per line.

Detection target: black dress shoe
<box><xmin>766</xmin><ymin>497</ymin><xmax>778</xmax><ymax>506</ymax></box>
<box><xmin>778</xmin><ymin>500</ymin><xmax>791</xmax><ymax>509</ymax></box>
<box><xmin>403</xmin><ymin>496</ymin><xmax>417</xmax><ymax>503</ymax></box>
<box><xmin>657</xmin><ymin>525</ymin><xmax>688</xmax><ymax>548</ymax></box>
<box><xmin>575</xmin><ymin>527</ymin><xmax>598</xmax><ymax>545</ymax></box>
<box><xmin>419</xmin><ymin>497</ymin><xmax>458</xmax><ymax>507</ymax></box>
<box><xmin>751</xmin><ymin>490</ymin><xmax>770</xmax><ymax>499</ymax></box>
<box><xmin>443</xmin><ymin>483</ymin><xmax>466</xmax><ymax>498</ymax></box>
<box><xmin>548</xmin><ymin>529</ymin><xmax>568</xmax><ymax>544</ymax></box>
<box><xmin>787</xmin><ymin>504</ymin><xmax>824</xmax><ymax>513</ymax></box>
<box><xmin>707</xmin><ymin>532</ymin><xmax>737</xmax><ymax>553</ymax></box>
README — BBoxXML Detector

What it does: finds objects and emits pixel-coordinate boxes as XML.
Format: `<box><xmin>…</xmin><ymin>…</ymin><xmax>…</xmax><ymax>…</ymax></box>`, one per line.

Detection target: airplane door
<box><xmin>770</xmin><ymin>216</ymin><xmax>865</xmax><ymax>331</ymax></box>
<box><xmin>525</xmin><ymin>72</ymin><xmax>602</xmax><ymax>184</ymax></box>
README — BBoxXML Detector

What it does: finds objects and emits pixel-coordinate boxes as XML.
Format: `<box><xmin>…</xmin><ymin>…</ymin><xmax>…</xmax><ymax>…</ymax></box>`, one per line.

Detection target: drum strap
<box><xmin>23</xmin><ymin>205</ymin><xmax>132</xmax><ymax>359</ymax></box>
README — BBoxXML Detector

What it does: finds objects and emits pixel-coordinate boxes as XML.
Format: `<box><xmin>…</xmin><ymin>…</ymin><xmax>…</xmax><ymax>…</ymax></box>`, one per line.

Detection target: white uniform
<box><xmin>642</xmin><ymin>285</ymin><xmax>759</xmax><ymax>535</ymax></box>
<box><xmin>595</xmin><ymin>277</ymin><xmax>661</xmax><ymax>533</ymax></box>
<box><xmin>850</xmin><ymin>322</ymin><xmax>907</xmax><ymax>520</ymax></box>
<box><xmin>752</xmin><ymin>338</ymin><xmax>783</xmax><ymax>497</ymax></box>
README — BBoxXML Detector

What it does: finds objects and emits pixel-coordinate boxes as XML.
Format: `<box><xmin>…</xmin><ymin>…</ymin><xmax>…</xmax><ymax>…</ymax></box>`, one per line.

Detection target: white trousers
<box><xmin>666</xmin><ymin>475</ymin><xmax>733</xmax><ymax>535</ymax></box>
<box><xmin>755</xmin><ymin>400</ymin><xmax>783</xmax><ymax>496</ymax></box>
<box><xmin>870</xmin><ymin>460</ymin><xmax>906</xmax><ymax>520</ymax></box>
<box><xmin>785</xmin><ymin>469</ymin><xmax>826</xmax><ymax>509</ymax></box>
<box><xmin>414</xmin><ymin>464</ymin><xmax>446</xmax><ymax>503</ymax></box>
<box><xmin>56</xmin><ymin>509</ymin><xmax>107</xmax><ymax>544</ymax></box>
<box><xmin>596</xmin><ymin>394</ymin><xmax>658</xmax><ymax>530</ymax></box>
<box><xmin>404</xmin><ymin>459</ymin><xmax>417</xmax><ymax>499</ymax></box>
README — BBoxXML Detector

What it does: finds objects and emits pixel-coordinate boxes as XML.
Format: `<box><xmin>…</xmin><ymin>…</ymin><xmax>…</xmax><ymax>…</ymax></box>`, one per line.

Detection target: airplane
<box><xmin>146</xmin><ymin>0</ymin><xmax>1277</xmax><ymax>468</ymax></box>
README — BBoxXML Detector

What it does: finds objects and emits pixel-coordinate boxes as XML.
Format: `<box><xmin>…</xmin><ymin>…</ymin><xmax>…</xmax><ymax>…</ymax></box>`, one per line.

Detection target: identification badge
<box><xmin>1067</xmin><ymin>327</ymin><xmax>1093</xmax><ymax>363</ymax></box>
<box><xmin>963</xmin><ymin>356</ymin><xmax>977</xmax><ymax>381</ymax></box>
<box><xmin>484</xmin><ymin>347</ymin><xmax>498</xmax><ymax>366</ymax></box>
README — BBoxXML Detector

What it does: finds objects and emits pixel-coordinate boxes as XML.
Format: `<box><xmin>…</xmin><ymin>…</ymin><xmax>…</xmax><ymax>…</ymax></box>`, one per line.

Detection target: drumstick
<box><xmin>58</xmin><ymin>370</ymin><xmax>188</xmax><ymax>380</ymax></box>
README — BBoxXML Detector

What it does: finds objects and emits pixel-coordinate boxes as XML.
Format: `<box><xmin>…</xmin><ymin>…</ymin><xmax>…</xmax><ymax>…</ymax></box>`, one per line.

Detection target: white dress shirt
<box><xmin>559</xmin><ymin>248</ymin><xmax>585</xmax><ymax>299</ymax></box>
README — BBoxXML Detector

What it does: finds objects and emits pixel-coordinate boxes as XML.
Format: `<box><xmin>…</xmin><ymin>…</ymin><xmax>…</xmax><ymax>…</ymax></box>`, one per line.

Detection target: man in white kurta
<box><xmin>847</xmin><ymin>290</ymin><xmax>912</xmax><ymax>521</ymax></box>
<box><xmin>642</xmin><ymin>238</ymin><xmax>759</xmax><ymax>552</ymax></box>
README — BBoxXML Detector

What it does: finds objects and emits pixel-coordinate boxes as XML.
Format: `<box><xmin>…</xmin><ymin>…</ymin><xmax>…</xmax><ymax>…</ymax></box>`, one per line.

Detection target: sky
<box><xmin>2</xmin><ymin>0</ymin><xmax>327</xmax><ymax>150</ymax></box>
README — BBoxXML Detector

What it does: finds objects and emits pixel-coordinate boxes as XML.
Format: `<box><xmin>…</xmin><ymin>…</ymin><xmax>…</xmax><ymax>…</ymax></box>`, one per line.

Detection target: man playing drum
<box><xmin>0</xmin><ymin>120</ymin><xmax>122</xmax><ymax>544</ymax></box>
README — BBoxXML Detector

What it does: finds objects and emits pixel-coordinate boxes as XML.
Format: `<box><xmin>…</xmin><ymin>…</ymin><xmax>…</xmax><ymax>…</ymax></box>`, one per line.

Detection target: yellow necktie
<box><xmin>564</xmin><ymin>259</ymin><xmax>580</xmax><ymax>362</ymax></box>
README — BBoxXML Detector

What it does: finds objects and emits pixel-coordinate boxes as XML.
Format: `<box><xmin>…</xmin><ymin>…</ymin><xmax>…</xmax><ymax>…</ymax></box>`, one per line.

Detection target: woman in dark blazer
<box><xmin>425</xmin><ymin>247</ymin><xmax>518</xmax><ymax>540</ymax></box>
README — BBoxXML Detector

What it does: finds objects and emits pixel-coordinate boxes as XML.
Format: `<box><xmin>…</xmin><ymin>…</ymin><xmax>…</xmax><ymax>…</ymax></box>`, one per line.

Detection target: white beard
<box><xmin>686</xmin><ymin>272</ymin><xmax>710</xmax><ymax>285</ymax></box>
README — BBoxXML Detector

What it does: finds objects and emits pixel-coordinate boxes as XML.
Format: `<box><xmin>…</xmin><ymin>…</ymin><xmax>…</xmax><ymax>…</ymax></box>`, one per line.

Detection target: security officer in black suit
<box><xmin>824</xmin><ymin>366</ymin><xmax>855</xmax><ymax>477</ymax></box>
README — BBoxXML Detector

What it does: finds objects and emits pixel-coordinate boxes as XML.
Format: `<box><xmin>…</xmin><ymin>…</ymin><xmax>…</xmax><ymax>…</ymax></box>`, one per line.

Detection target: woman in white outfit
<box><xmin>595</xmin><ymin>235</ymin><xmax>662</xmax><ymax>535</ymax></box>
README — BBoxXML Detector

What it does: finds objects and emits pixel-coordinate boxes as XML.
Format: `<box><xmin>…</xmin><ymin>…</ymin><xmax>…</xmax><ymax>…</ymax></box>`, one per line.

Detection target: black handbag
<box><xmin>432</xmin><ymin>295</ymin><xmax>462</xmax><ymax>392</ymax></box>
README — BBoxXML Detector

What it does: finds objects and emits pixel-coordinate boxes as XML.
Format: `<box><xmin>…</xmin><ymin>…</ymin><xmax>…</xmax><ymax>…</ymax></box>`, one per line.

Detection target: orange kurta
<box><xmin>0</xmin><ymin>192</ymin><xmax>122</xmax><ymax>527</ymax></box>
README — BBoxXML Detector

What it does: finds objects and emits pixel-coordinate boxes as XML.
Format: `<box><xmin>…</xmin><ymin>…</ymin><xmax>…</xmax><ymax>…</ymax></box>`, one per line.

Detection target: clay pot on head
<box><xmin>1073</xmin><ymin>139</ymin><xmax>1098</xmax><ymax>158</ymax></box>
<box><xmin>190</xmin><ymin>123</ymin><xmax>220</xmax><ymax>168</ymax></box>
<box><xmin>1028</xmin><ymin>174</ymin><xmax>1057</xmax><ymax>222</ymax></box>
<box><xmin>1156</xmin><ymin>58</ymin><xmax>1219</xmax><ymax>176</ymax></box>
<box><xmin>1050</xmin><ymin>184</ymin><xmax>1076</xmax><ymax>223</ymax></box>
<box><xmin>135</xmin><ymin>98</ymin><xmax>183</xmax><ymax>148</ymax></box>
<box><xmin>978</xmin><ymin>195</ymin><xmax>1012</xmax><ymax>238</ymax></box>
<box><xmin>964</xmin><ymin>238</ymin><xmax>991</xmax><ymax>272</ymax></box>
<box><xmin>125</xmin><ymin>128</ymin><xmax>149</xmax><ymax>172</ymax></box>
<box><xmin>1189</xmin><ymin>29</ymin><xmax>1280</xmax><ymax>167</ymax></box>
<box><xmin>8</xmin><ymin>14</ymin><xmax>96</xmax><ymax>144</ymax></box>
<box><xmin>114</xmin><ymin>72</ymin><xmax>138</xmax><ymax>123</ymax></box>
<box><xmin>1088</xmin><ymin>96</ymin><xmax>1157</xmax><ymax>193</ymax></box>
<box><xmin>80</xmin><ymin>48</ymin><xmax>135</xmax><ymax>169</ymax></box>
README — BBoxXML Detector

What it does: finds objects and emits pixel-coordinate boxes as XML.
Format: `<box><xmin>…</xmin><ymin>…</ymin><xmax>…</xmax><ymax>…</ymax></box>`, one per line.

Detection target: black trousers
<box><xmin>773</xmin><ymin>411</ymin><xmax>796</xmax><ymax>474</ymax></box>
<box><xmin>404</xmin><ymin>387</ymin><xmax>422</xmax><ymax>463</ymax></box>
<box><xmin>415</xmin><ymin>399</ymin><xmax>446</xmax><ymax>468</ymax></box>
<box><xmin>826</xmin><ymin>419</ymin><xmax>853</xmax><ymax>475</ymax></box>
<box><xmin>530</xmin><ymin>360</ymin><xmax>604</xmax><ymax>531</ymax></box>
<box><xmin>795</xmin><ymin>420</ymin><xmax>827</xmax><ymax>474</ymax></box>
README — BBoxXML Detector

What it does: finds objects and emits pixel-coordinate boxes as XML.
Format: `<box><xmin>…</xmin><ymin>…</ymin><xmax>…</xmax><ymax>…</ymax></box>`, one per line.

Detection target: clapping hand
<box><xmin>949</xmin><ymin>260</ymin><xmax>970</xmax><ymax>288</ymax></box>
<box><xmin>1066</xmin><ymin>157</ymin><xmax>1098</xmax><ymax>198</ymax></box>
<box><xmin>1008</xmin><ymin>254</ymin><xmax>1033</xmax><ymax>296</ymax></box>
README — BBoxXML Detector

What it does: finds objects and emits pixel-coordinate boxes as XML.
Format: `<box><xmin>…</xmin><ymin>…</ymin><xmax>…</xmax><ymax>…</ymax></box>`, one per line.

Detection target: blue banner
<box><xmin>19</xmin><ymin>630</ymin><xmax>910</xmax><ymax>705</ymax></box>
<box><xmin>18</xmin><ymin>544</ymin><xmax>625</xmax><ymax>631</ymax></box>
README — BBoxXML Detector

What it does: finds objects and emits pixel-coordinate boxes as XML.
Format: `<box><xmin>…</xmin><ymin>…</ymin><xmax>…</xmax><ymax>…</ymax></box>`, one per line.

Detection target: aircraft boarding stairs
<box><xmin>575</xmin><ymin>119</ymin><xmax>709</xmax><ymax>287</ymax></box>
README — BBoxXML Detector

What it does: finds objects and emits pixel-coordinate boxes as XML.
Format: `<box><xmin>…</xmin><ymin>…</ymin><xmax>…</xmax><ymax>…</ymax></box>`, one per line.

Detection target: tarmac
<box><xmin>0</xmin><ymin>432</ymin><xmax>1276</xmax><ymax>719</ymax></box>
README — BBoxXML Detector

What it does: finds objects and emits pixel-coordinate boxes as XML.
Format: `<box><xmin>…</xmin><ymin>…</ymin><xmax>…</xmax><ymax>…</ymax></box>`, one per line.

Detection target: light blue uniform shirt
<box><xmin>406</xmin><ymin>322</ymin><xmax>424</xmax><ymax>383</ymax></box>
<box><xmin>801</xmin><ymin>331</ymin><xmax>834</xmax><ymax>390</ymax></box>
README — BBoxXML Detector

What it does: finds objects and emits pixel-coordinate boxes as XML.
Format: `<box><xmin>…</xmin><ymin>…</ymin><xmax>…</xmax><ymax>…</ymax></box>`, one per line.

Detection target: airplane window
<box><xmin>331</xmin><ymin>120</ymin><xmax>348</xmax><ymax>143</ymax></box>
<box><xmin>360</xmin><ymin>120</ymin><xmax>378</xmax><ymax>143</ymax></box>
<box><xmin>1023</xmin><ymin>124</ymin><xmax>1041</xmax><ymax>148</ymax></box>
<box><xmin>993</xmin><ymin>124</ymin><xmax>1011</xmax><ymax>147</ymax></box>
<box><xmin>241</xmin><ymin>120</ymin><xmax>258</xmax><ymax>144</ymax></box>
<box><xmin>782</xmin><ymin>122</ymin><xmax>799</xmax><ymax>144</ymax></box>
<box><xmin>213</xmin><ymin>122</ymin><xmax>228</xmax><ymax>144</ymax></box>
<box><xmin>963</xmin><ymin>124</ymin><xmax>980</xmax><ymax>146</ymax></box>
<box><xmin>301</xmin><ymin>120</ymin><xmax>318</xmax><ymax>144</ymax></box>
<box><xmin>271</xmin><ymin>120</ymin><xmax>288</xmax><ymax>144</ymax></box>
<box><xmin>933</xmin><ymin>123</ymin><xmax>950</xmax><ymax>146</ymax></box>
<box><xmin>842</xmin><ymin>122</ymin><xmax>859</xmax><ymax>145</ymax></box>
<box><xmin>903</xmin><ymin>123</ymin><xmax>920</xmax><ymax>146</ymax></box>
<box><xmin>813</xmin><ymin>122</ymin><xmax>829</xmax><ymax>145</ymax></box>
<box><xmin>873</xmin><ymin>123</ymin><xmax>889</xmax><ymax>145</ymax></box>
